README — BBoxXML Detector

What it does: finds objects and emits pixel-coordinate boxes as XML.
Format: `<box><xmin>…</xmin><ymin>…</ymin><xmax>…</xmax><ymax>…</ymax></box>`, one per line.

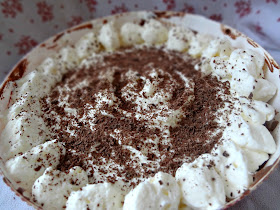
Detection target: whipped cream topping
<box><xmin>5</xmin><ymin>140</ymin><xmax>65</xmax><ymax>195</ymax></box>
<box><xmin>123</xmin><ymin>172</ymin><xmax>180</xmax><ymax>209</ymax></box>
<box><xmin>0</xmin><ymin>16</ymin><xmax>277</xmax><ymax>210</ymax></box>
<box><xmin>176</xmin><ymin>155</ymin><xmax>226</xmax><ymax>209</ymax></box>
<box><xmin>66</xmin><ymin>182</ymin><xmax>127</xmax><ymax>210</ymax></box>
<box><xmin>32</xmin><ymin>166</ymin><xmax>88</xmax><ymax>210</ymax></box>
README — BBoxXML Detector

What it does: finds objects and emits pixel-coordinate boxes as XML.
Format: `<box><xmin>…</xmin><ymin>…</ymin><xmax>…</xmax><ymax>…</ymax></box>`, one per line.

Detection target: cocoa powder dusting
<box><xmin>41</xmin><ymin>47</ymin><xmax>230</xmax><ymax>187</ymax></box>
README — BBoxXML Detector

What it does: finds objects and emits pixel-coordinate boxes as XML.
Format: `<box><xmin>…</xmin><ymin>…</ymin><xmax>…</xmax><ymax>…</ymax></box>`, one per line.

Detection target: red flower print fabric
<box><xmin>14</xmin><ymin>36</ymin><xmax>38</xmax><ymax>55</ymax></box>
<box><xmin>0</xmin><ymin>1</ymin><xmax>280</xmax><ymax>210</ymax></box>
<box><xmin>36</xmin><ymin>1</ymin><xmax>54</xmax><ymax>22</ymax></box>
<box><xmin>1</xmin><ymin>0</ymin><xmax>23</xmax><ymax>18</ymax></box>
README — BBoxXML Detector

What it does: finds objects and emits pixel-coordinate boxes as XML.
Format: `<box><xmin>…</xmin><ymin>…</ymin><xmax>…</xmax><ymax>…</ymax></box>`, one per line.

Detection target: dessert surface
<box><xmin>41</xmin><ymin>46</ymin><xmax>228</xmax><ymax>188</ymax></box>
<box><xmin>0</xmin><ymin>14</ymin><xmax>278</xmax><ymax>210</ymax></box>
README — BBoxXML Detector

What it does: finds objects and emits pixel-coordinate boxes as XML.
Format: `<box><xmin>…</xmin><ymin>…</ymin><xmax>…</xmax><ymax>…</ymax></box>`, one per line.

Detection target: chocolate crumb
<box><xmin>248</xmin><ymin>92</ymin><xmax>253</xmax><ymax>99</ymax></box>
<box><xmin>222</xmin><ymin>151</ymin><xmax>230</xmax><ymax>157</ymax></box>
<box><xmin>34</xmin><ymin>166</ymin><xmax>42</xmax><ymax>172</ymax></box>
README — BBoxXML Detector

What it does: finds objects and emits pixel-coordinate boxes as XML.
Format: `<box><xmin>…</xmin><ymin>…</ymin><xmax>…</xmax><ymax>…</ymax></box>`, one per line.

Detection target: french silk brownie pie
<box><xmin>0</xmin><ymin>11</ymin><xmax>280</xmax><ymax>210</ymax></box>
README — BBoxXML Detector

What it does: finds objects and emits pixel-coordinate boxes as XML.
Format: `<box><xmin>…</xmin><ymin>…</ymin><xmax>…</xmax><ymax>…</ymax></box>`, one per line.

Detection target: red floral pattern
<box><xmin>254</xmin><ymin>23</ymin><xmax>265</xmax><ymax>36</ymax></box>
<box><xmin>0</xmin><ymin>0</ymin><xmax>279</xmax><ymax>67</ymax></box>
<box><xmin>181</xmin><ymin>3</ymin><xmax>195</xmax><ymax>14</ymax></box>
<box><xmin>14</xmin><ymin>36</ymin><xmax>38</xmax><ymax>55</ymax></box>
<box><xmin>163</xmin><ymin>0</ymin><xmax>176</xmax><ymax>10</ymax></box>
<box><xmin>36</xmin><ymin>1</ymin><xmax>54</xmax><ymax>22</ymax></box>
<box><xmin>255</xmin><ymin>24</ymin><xmax>262</xmax><ymax>33</ymax></box>
<box><xmin>234</xmin><ymin>0</ymin><xmax>252</xmax><ymax>18</ymax></box>
<box><xmin>67</xmin><ymin>16</ymin><xmax>84</xmax><ymax>27</ymax></box>
<box><xmin>266</xmin><ymin>0</ymin><xmax>278</xmax><ymax>3</ymax></box>
<box><xmin>111</xmin><ymin>3</ymin><xmax>129</xmax><ymax>14</ymax></box>
<box><xmin>1</xmin><ymin>0</ymin><xmax>23</xmax><ymax>18</ymax></box>
<box><xmin>209</xmin><ymin>14</ymin><xmax>223</xmax><ymax>22</ymax></box>
<box><xmin>82</xmin><ymin>0</ymin><xmax>97</xmax><ymax>12</ymax></box>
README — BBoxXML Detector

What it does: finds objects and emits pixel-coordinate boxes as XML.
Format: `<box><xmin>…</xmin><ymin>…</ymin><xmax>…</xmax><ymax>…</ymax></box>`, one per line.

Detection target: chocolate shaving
<box><xmin>248</xmin><ymin>92</ymin><xmax>253</xmax><ymax>99</ymax></box>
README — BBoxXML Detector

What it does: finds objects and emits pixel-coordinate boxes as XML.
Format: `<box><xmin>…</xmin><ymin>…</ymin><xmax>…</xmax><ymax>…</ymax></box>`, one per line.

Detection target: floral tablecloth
<box><xmin>0</xmin><ymin>0</ymin><xmax>280</xmax><ymax>209</ymax></box>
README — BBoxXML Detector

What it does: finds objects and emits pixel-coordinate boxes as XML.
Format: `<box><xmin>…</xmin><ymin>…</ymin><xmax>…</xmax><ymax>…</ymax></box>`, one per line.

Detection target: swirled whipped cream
<box><xmin>0</xmin><ymin>15</ymin><xmax>277</xmax><ymax>210</ymax></box>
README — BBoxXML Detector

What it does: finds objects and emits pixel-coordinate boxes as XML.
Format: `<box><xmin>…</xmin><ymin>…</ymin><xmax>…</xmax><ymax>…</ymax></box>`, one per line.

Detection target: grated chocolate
<box><xmin>40</xmin><ymin>47</ymin><xmax>230</xmax><ymax>187</ymax></box>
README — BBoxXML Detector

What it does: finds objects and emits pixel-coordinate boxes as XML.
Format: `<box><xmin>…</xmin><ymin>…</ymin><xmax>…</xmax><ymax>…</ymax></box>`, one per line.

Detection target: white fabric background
<box><xmin>0</xmin><ymin>0</ymin><xmax>279</xmax><ymax>209</ymax></box>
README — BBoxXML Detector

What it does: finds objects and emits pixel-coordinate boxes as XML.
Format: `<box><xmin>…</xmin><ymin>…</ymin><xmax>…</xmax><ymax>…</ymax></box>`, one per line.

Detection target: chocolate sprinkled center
<box><xmin>41</xmin><ymin>47</ymin><xmax>230</xmax><ymax>187</ymax></box>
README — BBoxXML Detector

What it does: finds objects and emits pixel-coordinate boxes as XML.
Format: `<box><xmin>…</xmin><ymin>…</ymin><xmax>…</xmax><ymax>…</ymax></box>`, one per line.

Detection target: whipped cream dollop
<box><xmin>32</xmin><ymin>167</ymin><xmax>88</xmax><ymax>210</ymax></box>
<box><xmin>5</xmin><ymin>140</ymin><xmax>65</xmax><ymax>194</ymax></box>
<box><xmin>0</xmin><ymin>15</ymin><xmax>278</xmax><ymax>210</ymax></box>
<box><xmin>66</xmin><ymin>182</ymin><xmax>126</xmax><ymax>210</ymax></box>
<box><xmin>123</xmin><ymin>172</ymin><xmax>180</xmax><ymax>210</ymax></box>
<box><xmin>176</xmin><ymin>156</ymin><xmax>226</xmax><ymax>209</ymax></box>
